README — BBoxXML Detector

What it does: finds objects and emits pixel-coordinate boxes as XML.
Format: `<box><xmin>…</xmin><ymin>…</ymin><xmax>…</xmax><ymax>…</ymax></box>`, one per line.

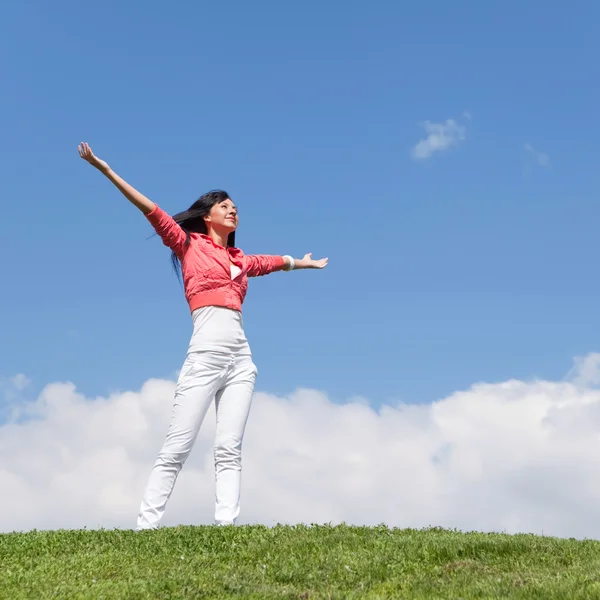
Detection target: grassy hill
<box><xmin>2</xmin><ymin>524</ymin><xmax>600</xmax><ymax>599</ymax></box>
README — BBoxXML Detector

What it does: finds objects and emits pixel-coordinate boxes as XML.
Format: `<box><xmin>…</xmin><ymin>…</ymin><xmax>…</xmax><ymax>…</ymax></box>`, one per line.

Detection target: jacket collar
<box><xmin>199</xmin><ymin>233</ymin><xmax>241</xmax><ymax>256</ymax></box>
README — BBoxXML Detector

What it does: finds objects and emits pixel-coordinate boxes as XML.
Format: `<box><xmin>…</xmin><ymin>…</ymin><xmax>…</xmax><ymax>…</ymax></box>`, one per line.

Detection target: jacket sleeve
<box><xmin>145</xmin><ymin>204</ymin><xmax>188</xmax><ymax>258</ymax></box>
<box><xmin>244</xmin><ymin>254</ymin><xmax>286</xmax><ymax>277</ymax></box>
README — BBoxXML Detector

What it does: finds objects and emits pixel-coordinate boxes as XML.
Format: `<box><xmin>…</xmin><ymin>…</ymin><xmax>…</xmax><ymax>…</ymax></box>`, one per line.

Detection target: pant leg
<box><xmin>213</xmin><ymin>354</ymin><xmax>257</xmax><ymax>525</ymax></box>
<box><xmin>136</xmin><ymin>351</ymin><xmax>227</xmax><ymax>530</ymax></box>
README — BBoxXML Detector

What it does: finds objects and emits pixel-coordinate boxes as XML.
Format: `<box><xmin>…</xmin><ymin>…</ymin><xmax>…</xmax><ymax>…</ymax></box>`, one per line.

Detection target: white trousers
<box><xmin>136</xmin><ymin>341</ymin><xmax>257</xmax><ymax>529</ymax></box>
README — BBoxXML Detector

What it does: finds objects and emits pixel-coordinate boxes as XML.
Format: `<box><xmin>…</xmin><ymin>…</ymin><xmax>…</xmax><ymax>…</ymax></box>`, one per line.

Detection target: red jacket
<box><xmin>146</xmin><ymin>205</ymin><xmax>285</xmax><ymax>313</ymax></box>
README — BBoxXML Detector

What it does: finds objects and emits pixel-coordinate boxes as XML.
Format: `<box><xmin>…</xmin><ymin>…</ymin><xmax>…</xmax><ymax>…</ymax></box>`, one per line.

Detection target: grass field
<box><xmin>2</xmin><ymin>524</ymin><xmax>600</xmax><ymax>599</ymax></box>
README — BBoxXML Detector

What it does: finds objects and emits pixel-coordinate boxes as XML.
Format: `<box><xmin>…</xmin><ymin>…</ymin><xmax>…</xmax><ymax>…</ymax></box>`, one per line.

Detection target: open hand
<box><xmin>78</xmin><ymin>142</ymin><xmax>110</xmax><ymax>172</ymax></box>
<box><xmin>298</xmin><ymin>253</ymin><xmax>328</xmax><ymax>269</ymax></box>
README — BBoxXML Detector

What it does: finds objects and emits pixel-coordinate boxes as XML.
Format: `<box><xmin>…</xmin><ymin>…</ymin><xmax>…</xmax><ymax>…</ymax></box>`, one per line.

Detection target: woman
<box><xmin>78</xmin><ymin>142</ymin><xmax>327</xmax><ymax>529</ymax></box>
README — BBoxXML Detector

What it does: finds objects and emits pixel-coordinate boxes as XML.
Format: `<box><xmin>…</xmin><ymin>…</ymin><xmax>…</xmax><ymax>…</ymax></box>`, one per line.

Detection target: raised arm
<box><xmin>78</xmin><ymin>142</ymin><xmax>187</xmax><ymax>256</ymax></box>
<box><xmin>78</xmin><ymin>142</ymin><xmax>155</xmax><ymax>214</ymax></box>
<box><xmin>246</xmin><ymin>253</ymin><xmax>328</xmax><ymax>277</ymax></box>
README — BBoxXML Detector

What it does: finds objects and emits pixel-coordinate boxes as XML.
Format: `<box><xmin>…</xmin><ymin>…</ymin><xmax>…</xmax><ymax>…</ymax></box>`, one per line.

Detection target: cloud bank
<box><xmin>3</xmin><ymin>355</ymin><xmax>600</xmax><ymax>539</ymax></box>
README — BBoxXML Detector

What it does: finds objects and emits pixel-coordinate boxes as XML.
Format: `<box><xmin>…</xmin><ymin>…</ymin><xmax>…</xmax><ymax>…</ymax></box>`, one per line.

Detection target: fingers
<box><xmin>78</xmin><ymin>142</ymin><xmax>92</xmax><ymax>159</ymax></box>
<box><xmin>310</xmin><ymin>257</ymin><xmax>328</xmax><ymax>269</ymax></box>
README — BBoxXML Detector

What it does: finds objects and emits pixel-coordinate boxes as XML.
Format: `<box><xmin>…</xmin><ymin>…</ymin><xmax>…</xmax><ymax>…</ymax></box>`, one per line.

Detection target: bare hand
<box><xmin>297</xmin><ymin>253</ymin><xmax>328</xmax><ymax>269</ymax></box>
<box><xmin>78</xmin><ymin>142</ymin><xmax>110</xmax><ymax>173</ymax></box>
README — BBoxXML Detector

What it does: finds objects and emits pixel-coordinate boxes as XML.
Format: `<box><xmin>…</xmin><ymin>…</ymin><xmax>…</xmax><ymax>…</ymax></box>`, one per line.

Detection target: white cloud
<box><xmin>9</xmin><ymin>374</ymin><xmax>30</xmax><ymax>391</ymax></box>
<box><xmin>566</xmin><ymin>353</ymin><xmax>600</xmax><ymax>386</ymax></box>
<box><xmin>0</xmin><ymin>374</ymin><xmax>31</xmax><ymax>409</ymax></box>
<box><xmin>3</xmin><ymin>356</ymin><xmax>600</xmax><ymax>538</ymax></box>
<box><xmin>524</xmin><ymin>143</ymin><xmax>550</xmax><ymax>168</ymax></box>
<box><xmin>411</xmin><ymin>119</ymin><xmax>466</xmax><ymax>160</ymax></box>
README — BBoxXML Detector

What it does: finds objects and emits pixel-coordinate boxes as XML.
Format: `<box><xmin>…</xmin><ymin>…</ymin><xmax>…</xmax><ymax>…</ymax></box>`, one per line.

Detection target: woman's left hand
<box><xmin>297</xmin><ymin>253</ymin><xmax>328</xmax><ymax>269</ymax></box>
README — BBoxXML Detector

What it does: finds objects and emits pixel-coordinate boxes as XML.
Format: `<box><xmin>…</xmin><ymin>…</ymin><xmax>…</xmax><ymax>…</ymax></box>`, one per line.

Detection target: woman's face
<box><xmin>205</xmin><ymin>198</ymin><xmax>238</xmax><ymax>232</ymax></box>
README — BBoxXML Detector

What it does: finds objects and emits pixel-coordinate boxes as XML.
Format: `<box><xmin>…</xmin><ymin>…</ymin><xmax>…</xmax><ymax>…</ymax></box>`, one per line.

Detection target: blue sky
<box><xmin>1</xmin><ymin>0</ymin><xmax>599</xmax><ymax>407</ymax></box>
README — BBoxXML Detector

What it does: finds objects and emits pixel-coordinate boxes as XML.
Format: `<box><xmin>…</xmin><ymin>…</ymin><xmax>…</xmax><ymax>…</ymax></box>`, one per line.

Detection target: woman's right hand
<box><xmin>78</xmin><ymin>141</ymin><xmax>156</xmax><ymax>215</ymax></box>
<box><xmin>78</xmin><ymin>142</ymin><xmax>110</xmax><ymax>173</ymax></box>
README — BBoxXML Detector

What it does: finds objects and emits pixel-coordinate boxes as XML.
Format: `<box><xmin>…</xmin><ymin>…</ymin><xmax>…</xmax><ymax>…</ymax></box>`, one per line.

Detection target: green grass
<box><xmin>2</xmin><ymin>525</ymin><xmax>600</xmax><ymax>599</ymax></box>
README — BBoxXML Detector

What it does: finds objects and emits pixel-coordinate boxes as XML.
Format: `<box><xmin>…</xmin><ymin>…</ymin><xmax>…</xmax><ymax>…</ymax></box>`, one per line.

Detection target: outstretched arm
<box><xmin>78</xmin><ymin>142</ymin><xmax>156</xmax><ymax>214</ymax></box>
<box><xmin>283</xmin><ymin>253</ymin><xmax>328</xmax><ymax>271</ymax></box>
<box><xmin>78</xmin><ymin>142</ymin><xmax>187</xmax><ymax>256</ymax></box>
<box><xmin>246</xmin><ymin>253</ymin><xmax>328</xmax><ymax>277</ymax></box>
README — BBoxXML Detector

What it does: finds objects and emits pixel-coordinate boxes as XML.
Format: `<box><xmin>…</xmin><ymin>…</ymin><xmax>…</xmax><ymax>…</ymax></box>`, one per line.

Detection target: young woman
<box><xmin>78</xmin><ymin>142</ymin><xmax>327</xmax><ymax>529</ymax></box>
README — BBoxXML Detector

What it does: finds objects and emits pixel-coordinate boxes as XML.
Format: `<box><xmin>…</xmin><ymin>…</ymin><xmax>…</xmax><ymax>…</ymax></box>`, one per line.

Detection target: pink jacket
<box><xmin>146</xmin><ymin>204</ymin><xmax>285</xmax><ymax>313</ymax></box>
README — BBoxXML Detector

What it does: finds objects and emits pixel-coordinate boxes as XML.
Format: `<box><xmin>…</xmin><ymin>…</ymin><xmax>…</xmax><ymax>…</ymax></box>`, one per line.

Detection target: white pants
<box><xmin>137</xmin><ymin>308</ymin><xmax>257</xmax><ymax>529</ymax></box>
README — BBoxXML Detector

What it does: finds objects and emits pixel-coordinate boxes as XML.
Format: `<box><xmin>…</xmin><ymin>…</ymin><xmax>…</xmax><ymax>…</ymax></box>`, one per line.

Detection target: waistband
<box><xmin>188</xmin><ymin>291</ymin><xmax>242</xmax><ymax>313</ymax></box>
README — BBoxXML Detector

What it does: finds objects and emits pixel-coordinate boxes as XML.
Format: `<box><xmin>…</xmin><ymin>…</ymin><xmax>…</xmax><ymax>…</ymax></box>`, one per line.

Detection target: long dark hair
<box><xmin>170</xmin><ymin>189</ymin><xmax>236</xmax><ymax>278</ymax></box>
